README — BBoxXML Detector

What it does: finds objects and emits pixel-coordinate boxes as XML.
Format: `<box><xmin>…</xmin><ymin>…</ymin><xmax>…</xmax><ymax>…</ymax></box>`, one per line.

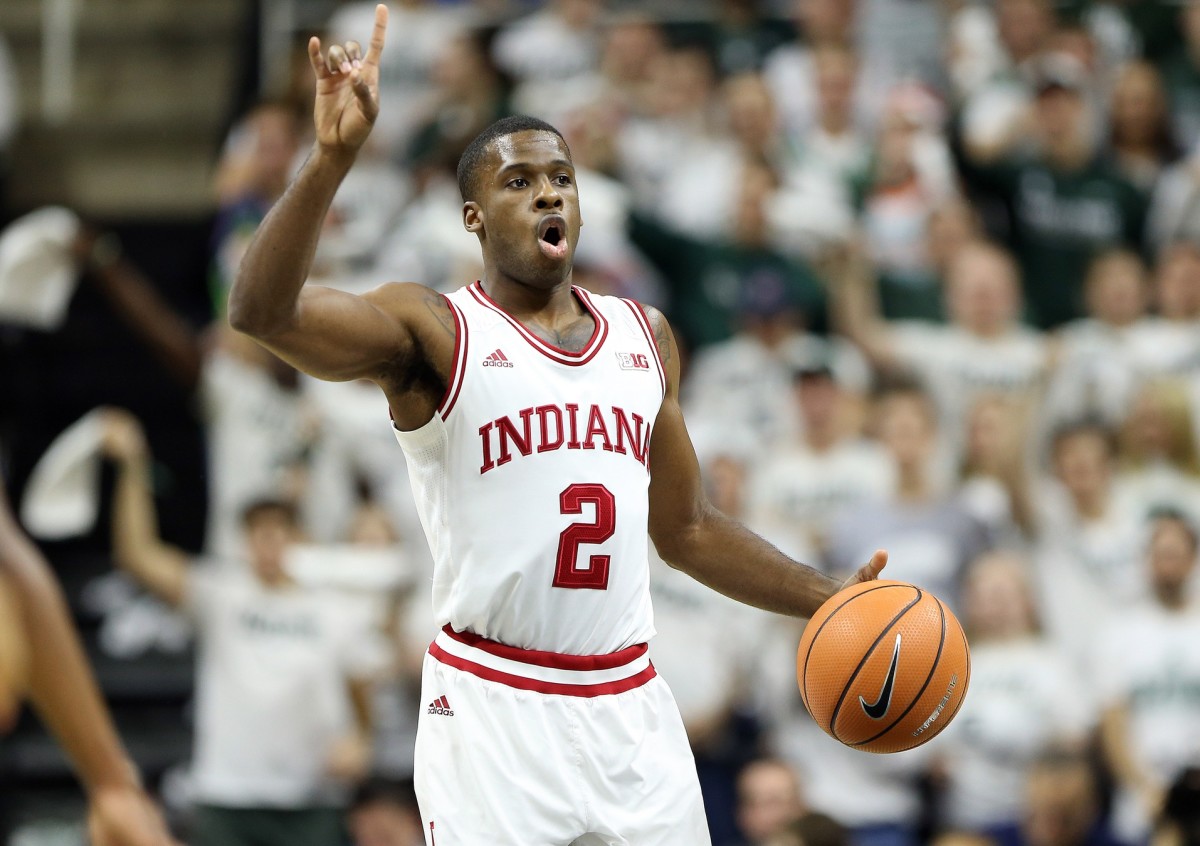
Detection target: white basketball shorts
<box><xmin>414</xmin><ymin>625</ymin><xmax>711</xmax><ymax>846</ymax></box>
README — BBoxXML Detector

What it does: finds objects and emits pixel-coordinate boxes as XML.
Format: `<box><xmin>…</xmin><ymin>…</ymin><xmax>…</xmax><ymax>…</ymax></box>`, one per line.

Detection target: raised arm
<box><xmin>227</xmin><ymin>5</ymin><xmax>428</xmax><ymax>386</ymax></box>
<box><xmin>644</xmin><ymin>307</ymin><xmax>887</xmax><ymax>618</ymax></box>
<box><xmin>0</xmin><ymin>490</ymin><xmax>176</xmax><ymax>846</ymax></box>
<box><xmin>101</xmin><ymin>411</ymin><xmax>189</xmax><ymax>608</ymax></box>
<box><xmin>826</xmin><ymin>242</ymin><xmax>899</xmax><ymax>370</ymax></box>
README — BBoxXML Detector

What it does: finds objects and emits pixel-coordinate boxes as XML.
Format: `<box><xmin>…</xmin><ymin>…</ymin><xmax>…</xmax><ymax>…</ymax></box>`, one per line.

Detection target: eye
<box><xmin>507</xmin><ymin>177</ymin><xmax>528</xmax><ymax>189</ymax></box>
<box><xmin>555</xmin><ymin>174</ymin><xmax>572</xmax><ymax>186</ymax></box>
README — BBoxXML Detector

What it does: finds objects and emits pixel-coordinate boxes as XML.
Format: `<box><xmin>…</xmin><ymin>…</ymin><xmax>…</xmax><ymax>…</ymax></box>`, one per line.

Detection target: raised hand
<box><xmin>307</xmin><ymin>3</ymin><xmax>388</xmax><ymax>156</ymax></box>
<box><xmin>98</xmin><ymin>408</ymin><xmax>149</xmax><ymax>463</ymax></box>
<box><xmin>88</xmin><ymin>783</ymin><xmax>180</xmax><ymax>846</ymax></box>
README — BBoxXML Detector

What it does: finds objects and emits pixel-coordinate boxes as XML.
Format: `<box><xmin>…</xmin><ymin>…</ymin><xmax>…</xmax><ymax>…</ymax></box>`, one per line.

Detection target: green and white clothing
<box><xmin>185</xmin><ymin>566</ymin><xmax>379</xmax><ymax>808</ymax></box>
<box><xmin>1096</xmin><ymin>603</ymin><xmax>1200</xmax><ymax>843</ymax></box>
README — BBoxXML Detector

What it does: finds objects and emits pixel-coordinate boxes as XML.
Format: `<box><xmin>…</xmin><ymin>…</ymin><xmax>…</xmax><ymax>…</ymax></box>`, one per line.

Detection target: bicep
<box><xmin>643</xmin><ymin>308</ymin><xmax>709</xmax><ymax>553</ymax></box>
<box><xmin>130</xmin><ymin>544</ymin><xmax>190</xmax><ymax>608</ymax></box>
<box><xmin>243</xmin><ymin>283</ymin><xmax>417</xmax><ymax>383</ymax></box>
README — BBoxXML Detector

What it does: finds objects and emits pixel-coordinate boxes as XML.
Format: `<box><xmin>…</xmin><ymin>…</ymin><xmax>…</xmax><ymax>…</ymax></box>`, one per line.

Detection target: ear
<box><xmin>463</xmin><ymin>201</ymin><xmax>483</xmax><ymax>234</ymax></box>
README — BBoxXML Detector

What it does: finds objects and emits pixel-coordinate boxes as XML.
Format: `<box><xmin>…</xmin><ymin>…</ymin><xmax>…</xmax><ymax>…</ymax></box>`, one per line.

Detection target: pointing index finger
<box><xmin>363</xmin><ymin>3</ymin><xmax>388</xmax><ymax>68</ymax></box>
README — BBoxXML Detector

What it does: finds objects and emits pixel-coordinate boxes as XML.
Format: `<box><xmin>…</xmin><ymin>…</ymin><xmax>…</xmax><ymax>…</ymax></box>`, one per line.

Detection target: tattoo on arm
<box><xmin>646</xmin><ymin>306</ymin><xmax>672</xmax><ymax>366</ymax></box>
<box><xmin>423</xmin><ymin>293</ymin><xmax>456</xmax><ymax>339</ymax></box>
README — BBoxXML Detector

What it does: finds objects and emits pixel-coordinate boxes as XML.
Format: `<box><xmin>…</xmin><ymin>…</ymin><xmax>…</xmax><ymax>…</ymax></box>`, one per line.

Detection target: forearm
<box><xmin>0</xmin><ymin>510</ymin><xmax>136</xmax><ymax>793</ymax></box>
<box><xmin>657</xmin><ymin>506</ymin><xmax>841</xmax><ymax>618</ymax></box>
<box><xmin>228</xmin><ymin>145</ymin><xmax>355</xmax><ymax>337</ymax></box>
<box><xmin>828</xmin><ymin>248</ymin><xmax>892</xmax><ymax>367</ymax></box>
<box><xmin>112</xmin><ymin>456</ymin><xmax>162</xmax><ymax>572</ymax></box>
<box><xmin>347</xmin><ymin>677</ymin><xmax>374</xmax><ymax>739</ymax></box>
<box><xmin>1102</xmin><ymin>706</ymin><xmax>1160</xmax><ymax>793</ymax></box>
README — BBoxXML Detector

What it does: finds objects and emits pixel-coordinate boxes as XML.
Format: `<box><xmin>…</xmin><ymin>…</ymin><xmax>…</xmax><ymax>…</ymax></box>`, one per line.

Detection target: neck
<box><xmin>1156</xmin><ymin>585</ymin><xmax>1187</xmax><ymax>610</ymax></box>
<box><xmin>819</xmin><ymin>111</ymin><xmax>851</xmax><ymax>136</ymax></box>
<box><xmin>1046</xmin><ymin>139</ymin><xmax>1090</xmax><ymax>171</ymax></box>
<box><xmin>1073</xmin><ymin>489</ymin><xmax>1108</xmax><ymax>520</ymax></box>
<box><xmin>479</xmin><ymin>265</ymin><xmax>576</xmax><ymax>316</ymax></box>
<box><xmin>966</xmin><ymin>321</ymin><xmax>1008</xmax><ymax>340</ymax></box>
<box><xmin>896</xmin><ymin>465</ymin><xmax>929</xmax><ymax>500</ymax></box>
<box><xmin>805</xmin><ymin>426</ymin><xmax>839</xmax><ymax>452</ymax></box>
<box><xmin>255</xmin><ymin>572</ymin><xmax>291</xmax><ymax>589</ymax></box>
<box><xmin>1118</xmin><ymin>138</ymin><xmax>1156</xmax><ymax>157</ymax></box>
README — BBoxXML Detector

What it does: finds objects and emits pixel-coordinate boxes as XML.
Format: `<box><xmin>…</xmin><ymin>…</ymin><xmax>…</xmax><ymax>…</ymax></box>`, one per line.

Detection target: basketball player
<box><xmin>0</xmin><ymin>487</ymin><xmax>175</xmax><ymax>845</ymax></box>
<box><xmin>228</xmin><ymin>7</ymin><xmax>887</xmax><ymax>843</ymax></box>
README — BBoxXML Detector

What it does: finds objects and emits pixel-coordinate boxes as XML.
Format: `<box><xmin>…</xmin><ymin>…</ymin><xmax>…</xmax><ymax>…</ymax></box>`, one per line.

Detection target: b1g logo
<box><xmin>616</xmin><ymin>352</ymin><xmax>650</xmax><ymax>371</ymax></box>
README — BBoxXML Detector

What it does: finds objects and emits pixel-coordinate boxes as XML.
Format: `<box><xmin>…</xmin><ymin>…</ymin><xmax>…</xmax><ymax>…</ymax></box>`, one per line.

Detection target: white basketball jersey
<box><xmin>394</xmin><ymin>282</ymin><xmax>666</xmax><ymax>655</ymax></box>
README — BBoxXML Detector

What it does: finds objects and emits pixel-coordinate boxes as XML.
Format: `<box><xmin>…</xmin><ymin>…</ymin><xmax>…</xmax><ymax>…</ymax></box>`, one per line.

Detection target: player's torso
<box><xmin>396</xmin><ymin>283</ymin><xmax>666</xmax><ymax>655</ymax></box>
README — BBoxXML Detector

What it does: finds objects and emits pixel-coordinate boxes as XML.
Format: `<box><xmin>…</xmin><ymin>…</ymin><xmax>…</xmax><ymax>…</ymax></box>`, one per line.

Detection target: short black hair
<box><xmin>1050</xmin><ymin>417</ymin><xmax>1117</xmax><ymax>457</ymax></box>
<box><xmin>240</xmin><ymin>497</ymin><xmax>299</xmax><ymax>528</ymax></box>
<box><xmin>1149</xmin><ymin>506</ymin><xmax>1200</xmax><ymax>552</ymax></box>
<box><xmin>456</xmin><ymin>115</ymin><xmax>569</xmax><ymax>202</ymax></box>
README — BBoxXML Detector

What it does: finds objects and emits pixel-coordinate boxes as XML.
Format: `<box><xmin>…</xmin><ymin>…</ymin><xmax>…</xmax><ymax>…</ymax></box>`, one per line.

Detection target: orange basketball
<box><xmin>797</xmin><ymin>580</ymin><xmax>970</xmax><ymax>754</ymax></box>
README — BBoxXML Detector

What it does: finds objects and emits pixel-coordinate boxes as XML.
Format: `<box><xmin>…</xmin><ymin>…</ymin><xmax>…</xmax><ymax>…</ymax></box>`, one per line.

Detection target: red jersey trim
<box><xmin>467</xmin><ymin>281</ymin><xmax>609</xmax><ymax>366</ymax></box>
<box><xmin>428</xmin><ymin>641</ymin><xmax>657</xmax><ymax>697</ymax></box>
<box><xmin>441</xmin><ymin>624</ymin><xmax>648</xmax><ymax>671</ymax></box>
<box><xmin>438</xmin><ymin>297</ymin><xmax>468</xmax><ymax>420</ymax></box>
<box><xmin>622</xmin><ymin>299</ymin><xmax>666</xmax><ymax>399</ymax></box>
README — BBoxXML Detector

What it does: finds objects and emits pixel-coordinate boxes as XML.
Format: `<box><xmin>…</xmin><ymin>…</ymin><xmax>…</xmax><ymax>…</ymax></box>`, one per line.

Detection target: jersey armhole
<box><xmin>623</xmin><ymin>299</ymin><xmax>667</xmax><ymax>399</ymax></box>
<box><xmin>436</xmin><ymin>296</ymin><xmax>469</xmax><ymax>420</ymax></box>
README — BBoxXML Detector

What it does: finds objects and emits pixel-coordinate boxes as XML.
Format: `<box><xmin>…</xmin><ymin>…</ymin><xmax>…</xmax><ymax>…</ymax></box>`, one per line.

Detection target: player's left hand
<box><xmin>88</xmin><ymin>784</ymin><xmax>179</xmax><ymax>846</ymax></box>
<box><xmin>841</xmin><ymin>549</ymin><xmax>888</xmax><ymax>590</ymax></box>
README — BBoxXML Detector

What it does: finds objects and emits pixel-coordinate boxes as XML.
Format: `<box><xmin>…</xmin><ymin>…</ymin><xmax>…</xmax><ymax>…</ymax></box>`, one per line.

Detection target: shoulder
<box><xmin>362</xmin><ymin>281</ymin><xmax>457</xmax><ymax>333</ymax></box>
<box><xmin>630</xmin><ymin>302</ymin><xmax>675</xmax><ymax>370</ymax></box>
<box><xmin>361</xmin><ymin>281</ymin><xmax>441</xmax><ymax>310</ymax></box>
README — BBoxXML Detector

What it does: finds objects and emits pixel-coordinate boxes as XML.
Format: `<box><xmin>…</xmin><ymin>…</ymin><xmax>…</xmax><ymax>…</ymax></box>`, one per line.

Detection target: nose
<box><xmin>534</xmin><ymin>176</ymin><xmax>563</xmax><ymax>210</ymax></box>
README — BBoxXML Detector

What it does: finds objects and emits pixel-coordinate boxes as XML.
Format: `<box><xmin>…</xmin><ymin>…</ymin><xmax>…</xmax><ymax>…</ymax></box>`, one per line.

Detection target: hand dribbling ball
<box><xmin>797</xmin><ymin>580</ymin><xmax>970</xmax><ymax>753</ymax></box>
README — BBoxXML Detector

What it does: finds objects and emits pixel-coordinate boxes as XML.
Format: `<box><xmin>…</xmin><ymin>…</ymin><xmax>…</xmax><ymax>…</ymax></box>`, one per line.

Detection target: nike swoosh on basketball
<box><xmin>860</xmin><ymin>633</ymin><xmax>902</xmax><ymax>720</ymax></box>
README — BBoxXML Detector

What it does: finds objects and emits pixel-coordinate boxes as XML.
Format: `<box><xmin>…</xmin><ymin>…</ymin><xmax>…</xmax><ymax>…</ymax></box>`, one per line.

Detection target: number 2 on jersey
<box><xmin>553</xmin><ymin>483</ymin><xmax>615</xmax><ymax>589</ymax></box>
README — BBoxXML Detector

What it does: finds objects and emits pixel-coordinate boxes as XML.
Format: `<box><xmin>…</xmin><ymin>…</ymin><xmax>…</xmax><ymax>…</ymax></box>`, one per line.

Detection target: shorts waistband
<box><xmin>428</xmin><ymin>625</ymin><xmax>656</xmax><ymax>697</ymax></box>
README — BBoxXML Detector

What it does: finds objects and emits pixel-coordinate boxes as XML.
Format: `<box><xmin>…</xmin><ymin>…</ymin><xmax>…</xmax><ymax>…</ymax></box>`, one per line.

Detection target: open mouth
<box><xmin>537</xmin><ymin>216</ymin><xmax>568</xmax><ymax>260</ymax></box>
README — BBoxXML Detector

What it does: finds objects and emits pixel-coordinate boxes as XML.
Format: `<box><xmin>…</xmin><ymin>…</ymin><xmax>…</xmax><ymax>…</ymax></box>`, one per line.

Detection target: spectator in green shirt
<box><xmin>958</xmin><ymin>54</ymin><xmax>1147</xmax><ymax>329</ymax></box>
<box><xmin>1159</xmin><ymin>0</ymin><xmax>1200</xmax><ymax>151</ymax></box>
<box><xmin>629</xmin><ymin>159</ymin><xmax>826</xmax><ymax>352</ymax></box>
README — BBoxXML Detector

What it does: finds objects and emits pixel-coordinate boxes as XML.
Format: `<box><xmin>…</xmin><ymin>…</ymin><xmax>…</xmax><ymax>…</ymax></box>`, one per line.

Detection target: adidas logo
<box><xmin>427</xmin><ymin>695</ymin><xmax>454</xmax><ymax>716</ymax></box>
<box><xmin>482</xmin><ymin>349</ymin><xmax>513</xmax><ymax>368</ymax></box>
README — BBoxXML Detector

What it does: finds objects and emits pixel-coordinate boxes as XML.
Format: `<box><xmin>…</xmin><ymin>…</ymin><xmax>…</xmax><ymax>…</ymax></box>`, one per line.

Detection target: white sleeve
<box><xmin>182</xmin><ymin>565</ymin><xmax>222</xmax><ymax>626</ymax></box>
<box><xmin>888</xmin><ymin>322</ymin><xmax>943</xmax><ymax>373</ymax></box>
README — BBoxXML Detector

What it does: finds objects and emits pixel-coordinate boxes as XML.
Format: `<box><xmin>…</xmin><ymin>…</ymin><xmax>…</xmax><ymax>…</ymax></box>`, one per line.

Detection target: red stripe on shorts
<box><xmin>441</xmin><ymin>624</ymin><xmax>648</xmax><ymax>671</ymax></box>
<box><xmin>428</xmin><ymin>641</ymin><xmax>656</xmax><ymax>697</ymax></box>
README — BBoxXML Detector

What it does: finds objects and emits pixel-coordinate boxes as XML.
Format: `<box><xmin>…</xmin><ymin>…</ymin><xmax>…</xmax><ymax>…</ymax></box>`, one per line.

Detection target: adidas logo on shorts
<box><xmin>427</xmin><ymin>695</ymin><xmax>454</xmax><ymax>716</ymax></box>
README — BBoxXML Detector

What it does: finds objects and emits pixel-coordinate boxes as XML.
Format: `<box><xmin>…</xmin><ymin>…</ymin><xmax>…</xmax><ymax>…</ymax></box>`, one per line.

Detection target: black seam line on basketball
<box><xmin>800</xmin><ymin>583</ymin><xmax>902</xmax><ymax>711</ymax></box>
<box><xmin>937</xmin><ymin>620</ymin><xmax>971</xmax><ymax>731</ymax></box>
<box><xmin>827</xmin><ymin>587</ymin><xmax>923</xmax><ymax>739</ymax></box>
<box><xmin>852</xmin><ymin>592</ymin><xmax>947</xmax><ymax>747</ymax></box>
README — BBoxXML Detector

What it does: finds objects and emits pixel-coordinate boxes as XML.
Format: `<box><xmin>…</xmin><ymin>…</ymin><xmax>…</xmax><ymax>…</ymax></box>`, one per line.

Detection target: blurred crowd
<box><xmin>5</xmin><ymin>0</ymin><xmax>1200</xmax><ymax>845</ymax></box>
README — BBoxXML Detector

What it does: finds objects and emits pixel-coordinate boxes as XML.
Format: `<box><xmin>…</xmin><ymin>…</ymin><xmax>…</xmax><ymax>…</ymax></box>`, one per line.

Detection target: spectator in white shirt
<box><xmin>936</xmin><ymin>553</ymin><xmax>1093</xmax><ymax>846</ymax></box>
<box><xmin>1044</xmin><ymin>249</ymin><xmax>1150</xmax><ymax>432</ymax></box>
<box><xmin>1034</xmin><ymin>420</ymin><xmax>1148</xmax><ymax>674</ymax></box>
<box><xmin>1099</xmin><ymin>512</ymin><xmax>1200</xmax><ymax>846</ymax></box>
<box><xmin>747</xmin><ymin>360</ymin><xmax>894</xmax><ymax>566</ymax></box>
<box><xmin>100</xmin><ymin>411</ymin><xmax>379</xmax><ymax>846</ymax></box>
<box><xmin>834</xmin><ymin>239</ymin><xmax>1051</xmax><ymax>455</ymax></box>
